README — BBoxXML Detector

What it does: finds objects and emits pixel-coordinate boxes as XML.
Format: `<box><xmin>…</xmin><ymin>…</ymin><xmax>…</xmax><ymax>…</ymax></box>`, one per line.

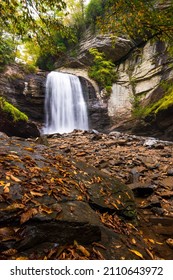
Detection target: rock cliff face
<box><xmin>78</xmin><ymin>30</ymin><xmax>135</xmax><ymax>65</ymax></box>
<box><xmin>55</xmin><ymin>29</ymin><xmax>173</xmax><ymax>140</ymax></box>
<box><xmin>108</xmin><ymin>40</ymin><xmax>173</xmax><ymax>140</ymax></box>
<box><xmin>1</xmin><ymin>32</ymin><xmax>173</xmax><ymax>139</ymax></box>
<box><xmin>70</xmin><ymin>32</ymin><xmax>173</xmax><ymax>140</ymax></box>
<box><xmin>0</xmin><ymin>64</ymin><xmax>46</xmax><ymax>121</ymax></box>
<box><xmin>0</xmin><ymin>65</ymin><xmax>110</xmax><ymax>133</ymax></box>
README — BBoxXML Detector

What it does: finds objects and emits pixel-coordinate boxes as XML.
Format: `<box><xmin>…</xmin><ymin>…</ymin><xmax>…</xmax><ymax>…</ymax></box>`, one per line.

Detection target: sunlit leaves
<box><xmin>98</xmin><ymin>0</ymin><xmax>173</xmax><ymax>44</ymax></box>
<box><xmin>0</xmin><ymin>0</ymin><xmax>67</xmax><ymax>57</ymax></box>
<box><xmin>88</xmin><ymin>48</ymin><xmax>117</xmax><ymax>89</ymax></box>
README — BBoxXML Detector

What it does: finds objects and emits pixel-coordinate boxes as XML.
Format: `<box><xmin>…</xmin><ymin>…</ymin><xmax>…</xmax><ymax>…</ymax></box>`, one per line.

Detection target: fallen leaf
<box><xmin>111</xmin><ymin>202</ymin><xmax>119</xmax><ymax>210</ymax></box>
<box><xmin>156</xmin><ymin>241</ymin><xmax>163</xmax><ymax>245</ymax></box>
<box><xmin>74</xmin><ymin>241</ymin><xmax>90</xmax><ymax>258</ymax></box>
<box><xmin>16</xmin><ymin>256</ymin><xmax>29</xmax><ymax>260</ymax></box>
<box><xmin>1</xmin><ymin>249</ymin><xmax>17</xmax><ymax>256</ymax></box>
<box><xmin>39</xmin><ymin>205</ymin><xmax>53</xmax><ymax>214</ymax></box>
<box><xmin>115</xmin><ymin>245</ymin><xmax>122</xmax><ymax>249</ymax></box>
<box><xmin>92</xmin><ymin>248</ymin><xmax>104</xmax><ymax>260</ymax></box>
<box><xmin>6</xmin><ymin>203</ymin><xmax>25</xmax><ymax>210</ymax></box>
<box><xmin>148</xmin><ymin>238</ymin><xmax>155</xmax><ymax>244</ymax></box>
<box><xmin>145</xmin><ymin>248</ymin><xmax>154</xmax><ymax>260</ymax></box>
<box><xmin>47</xmin><ymin>248</ymin><xmax>58</xmax><ymax>259</ymax></box>
<box><xmin>24</xmin><ymin>147</ymin><xmax>34</xmax><ymax>152</ymax></box>
<box><xmin>10</xmin><ymin>174</ymin><xmax>21</xmax><ymax>182</ymax></box>
<box><xmin>3</xmin><ymin>183</ymin><xmax>10</xmax><ymax>193</ymax></box>
<box><xmin>30</xmin><ymin>191</ymin><xmax>44</xmax><ymax>197</ymax></box>
<box><xmin>77</xmin><ymin>245</ymin><xmax>90</xmax><ymax>257</ymax></box>
<box><xmin>0</xmin><ymin>181</ymin><xmax>5</xmax><ymax>186</ymax></box>
<box><xmin>0</xmin><ymin>227</ymin><xmax>15</xmax><ymax>238</ymax></box>
<box><xmin>77</xmin><ymin>195</ymin><xmax>83</xmax><ymax>201</ymax></box>
<box><xmin>92</xmin><ymin>242</ymin><xmax>106</xmax><ymax>250</ymax></box>
<box><xmin>128</xmin><ymin>249</ymin><xmax>144</xmax><ymax>259</ymax></box>
<box><xmin>131</xmin><ymin>238</ymin><xmax>136</xmax><ymax>244</ymax></box>
<box><xmin>20</xmin><ymin>208</ymin><xmax>38</xmax><ymax>224</ymax></box>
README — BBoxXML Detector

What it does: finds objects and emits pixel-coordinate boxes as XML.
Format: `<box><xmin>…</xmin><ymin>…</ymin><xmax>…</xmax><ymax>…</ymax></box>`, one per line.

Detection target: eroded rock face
<box><xmin>108</xmin><ymin>40</ymin><xmax>173</xmax><ymax>139</ymax></box>
<box><xmin>78</xmin><ymin>30</ymin><xmax>135</xmax><ymax>65</ymax></box>
<box><xmin>0</xmin><ymin>110</ymin><xmax>40</xmax><ymax>138</ymax></box>
<box><xmin>0</xmin><ymin>64</ymin><xmax>46</xmax><ymax>121</ymax></box>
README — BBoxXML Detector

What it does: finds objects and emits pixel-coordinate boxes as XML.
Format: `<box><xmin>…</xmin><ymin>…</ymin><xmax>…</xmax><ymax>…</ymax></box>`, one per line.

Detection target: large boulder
<box><xmin>0</xmin><ymin>64</ymin><xmax>46</xmax><ymax>121</ymax></box>
<box><xmin>78</xmin><ymin>31</ymin><xmax>135</xmax><ymax>65</ymax></box>
<box><xmin>0</xmin><ymin>109</ymin><xmax>40</xmax><ymax>138</ymax></box>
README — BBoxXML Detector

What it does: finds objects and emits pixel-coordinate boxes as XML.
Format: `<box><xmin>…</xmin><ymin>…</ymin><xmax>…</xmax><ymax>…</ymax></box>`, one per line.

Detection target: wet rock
<box><xmin>160</xmin><ymin>178</ymin><xmax>173</xmax><ymax>188</ymax></box>
<box><xmin>0</xmin><ymin>64</ymin><xmax>46</xmax><ymax>121</ymax></box>
<box><xmin>129</xmin><ymin>183</ymin><xmax>155</xmax><ymax>197</ymax></box>
<box><xmin>140</xmin><ymin>156</ymin><xmax>160</xmax><ymax>170</ymax></box>
<box><xmin>15</xmin><ymin>201</ymin><xmax>101</xmax><ymax>250</ymax></box>
<box><xmin>1</xmin><ymin>130</ymin><xmax>173</xmax><ymax>260</ymax></box>
<box><xmin>143</xmin><ymin>138</ymin><xmax>158</xmax><ymax>147</ymax></box>
<box><xmin>0</xmin><ymin>112</ymin><xmax>40</xmax><ymax>138</ymax></box>
<box><xmin>167</xmin><ymin>169</ymin><xmax>173</xmax><ymax>176</ymax></box>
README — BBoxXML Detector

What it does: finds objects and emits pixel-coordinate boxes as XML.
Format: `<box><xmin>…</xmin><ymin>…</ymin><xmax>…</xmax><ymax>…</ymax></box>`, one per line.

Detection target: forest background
<box><xmin>0</xmin><ymin>0</ymin><xmax>173</xmax><ymax>72</ymax></box>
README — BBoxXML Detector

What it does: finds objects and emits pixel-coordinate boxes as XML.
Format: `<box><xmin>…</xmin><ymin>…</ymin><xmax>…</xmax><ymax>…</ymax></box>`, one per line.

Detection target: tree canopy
<box><xmin>0</xmin><ymin>0</ymin><xmax>173</xmax><ymax>71</ymax></box>
<box><xmin>98</xmin><ymin>0</ymin><xmax>173</xmax><ymax>44</ymax></box>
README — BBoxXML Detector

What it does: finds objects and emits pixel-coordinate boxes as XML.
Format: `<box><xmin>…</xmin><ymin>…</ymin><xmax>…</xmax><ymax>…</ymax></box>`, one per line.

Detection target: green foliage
<box><xmin>99</xmin><ymin>0</ymin><xmax>173</xmax><ymax>44</ymax></box>
<box><xmin>0</xmin><ymin>97</ymin><xmax>28</xmax><ymax>122</ymax></box>
<box><xmin>145</xmin><ymin>88</ymin><xmax>173</xmax><ymax>116</ymax></box>
<box><xmin>131</xmin><ymin>95</ymin><xmax>146</xmax><ymax>118</ymax></box>
<box><xmin>132</xmin><ymin>83</ymin><xmax>173</xmax><ymax>118</ymax></box>
<box><xmin>0</xmin><ymin>35</ymin><xmax>15</xmax><ymax>71</ymax></box>
<box><xmin>36</xmin><ymin>54</ymin><xmax>56</xmax><ymax>71</ymax></box>
<box><xmin>0</xmin><ymin>0</ymin><xmax>68</xmax><ymax>59</ymax></box>
<box><xmin>85</xmin><ymin>0</ymin><xmax>104</xmax><ymax>28</ymax></box>
<box><xmin>88</xmin><ymin>48</ymin><xmax>117</xmax><ymax>89</ymax></box>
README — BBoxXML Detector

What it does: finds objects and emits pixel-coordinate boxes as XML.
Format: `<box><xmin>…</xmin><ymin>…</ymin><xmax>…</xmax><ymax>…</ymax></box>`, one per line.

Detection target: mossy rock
<box><xmin>0</xmin><ymin>97</ymin><xmax>40</xmax><ymax>138</ymax></box>
<box><xmin>0</xmin><ymin>97</ymin><xmax>28</xmax><ymax>122</ymax></box>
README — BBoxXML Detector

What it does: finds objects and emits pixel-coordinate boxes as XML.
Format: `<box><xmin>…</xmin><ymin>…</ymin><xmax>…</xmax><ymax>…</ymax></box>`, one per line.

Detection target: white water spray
<box><xmin>43</xmin><ymin>71</ymin><xmax>88</xmax><ymax>134</ymax></box>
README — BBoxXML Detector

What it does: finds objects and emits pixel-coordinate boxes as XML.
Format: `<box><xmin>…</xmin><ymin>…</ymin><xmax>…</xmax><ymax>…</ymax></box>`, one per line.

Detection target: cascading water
<box><xmin>42</xmin><ymin>71</ymin><xmax>88</xmax><ymax>134</ymax></box>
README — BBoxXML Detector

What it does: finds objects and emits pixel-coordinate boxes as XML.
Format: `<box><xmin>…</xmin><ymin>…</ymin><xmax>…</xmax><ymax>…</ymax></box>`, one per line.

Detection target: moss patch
<box><xmin>132</xmin><ymin>85</ymin><xmax>173</xmax><ymax>118</ymax></box>
<box><xmin>144</xmin><ymin>89</ymin><xmax>173</xmax><ymax>116</ymax></box>
<box><xmin>0</xmin><ymin>97</ymin><xmax>28</xmax><ymax>122</ymax></box>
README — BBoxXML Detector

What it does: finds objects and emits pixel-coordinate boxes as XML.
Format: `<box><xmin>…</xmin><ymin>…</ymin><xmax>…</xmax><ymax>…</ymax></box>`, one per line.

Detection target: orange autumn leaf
<box><xmin>20</xmin><ymin>208</ymin><xmax>38</xmax><ymax>224</ymax></box>
<box><xmin>2</xmin><ymin>249</ymin><xmax>17</xmax><ymax>256</ymax></box>
<box><xmin>30</xmin><ymin>191</ymin><xmax>44</xmax><ymax>197</ymax></box>
<box><xmin>6</xmin><ymin>203</ymin><xmax>25</xmax><ymax>211</ymax></box>
<box><xmin>24</xmin><ymin>147</ymin><xmax>34</xmax><ymax>152</ymax></box>
<box><xmin>10</xmin><ymin>174</ymin><xmax>21</xmax><ymax>183</ymax></box>
<box><xmin>38</xmin><ymin>205</ymin><xmax>53</xmax><ymax>214</ymax></box>
<box><xmin>128</xmin><ymin>249</ymin><xmax>144</xmax><ymax>259</ymax></box>
<box><xmin>74</xmin><ymin>240</ymin><xmax>90</xmax><ymax>257</ymax></box>
<box><xmin>77</xmin><ymin>245</ymin><xmax>90</xmax><ymax>258</ymax></box>
<box><xmin>0</xmin><ymin>227</ymin><xmax>15</xmax><ymax>238</ymax></box>
<box><xmin>3</xmin><ymin>182</ymin><xmax>10</xmax><ymax>193</ymax></box>
<box><xmin>16</xmin><ymin>256</ymin><xmax>29</xmax><ymax>260</ymax></box>
<box><xmin>77</xmin><ymin>195</ymin><xmax>83</xmax><ymax>201</ymax></box>
<box><xmin>111</xmin><ymin>202</ymin><xmax>119</xmax><ymax>210</ymax></box>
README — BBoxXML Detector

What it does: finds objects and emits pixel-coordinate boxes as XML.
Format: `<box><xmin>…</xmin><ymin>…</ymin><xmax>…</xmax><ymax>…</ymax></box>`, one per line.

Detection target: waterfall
<box><xmin>42</xmin><ymin>71</ymin><xmax>88</xmax><ymax>134</ymax></box>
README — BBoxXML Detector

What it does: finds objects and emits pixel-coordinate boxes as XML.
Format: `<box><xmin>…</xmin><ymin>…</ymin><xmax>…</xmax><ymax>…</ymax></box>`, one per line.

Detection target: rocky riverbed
<box><xmin>0</xmin><ymin>130</ymin><xmax>173</xmax><ymax>260</ymax></box>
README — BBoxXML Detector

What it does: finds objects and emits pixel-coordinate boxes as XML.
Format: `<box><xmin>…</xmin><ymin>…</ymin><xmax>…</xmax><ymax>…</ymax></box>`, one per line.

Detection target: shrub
<box><xmin>88</xmin><ymin>48</ymin><xmax>117</xmax><ymax>90</ymax></box>
<box><xmin>85</xmin><ymin>0</ymin><xmax>104</xmax><ymax>28</ymax></box>
<box><xmin>0</xmin><ymin>35</ymin><xmax>15</xmax><ymax>71</ymax></box>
